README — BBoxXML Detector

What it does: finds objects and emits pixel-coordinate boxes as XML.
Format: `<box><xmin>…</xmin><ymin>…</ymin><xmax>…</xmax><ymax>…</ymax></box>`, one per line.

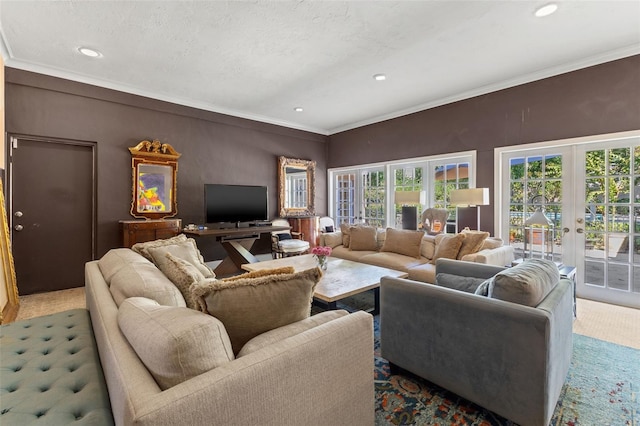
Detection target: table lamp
<box><xmin>395</xmin><ymin>191</ymin><xmax>426</xmax><ymax>230</ymax></box>
<box><xmin>450</xmin><ymin>188</ymin><xmax>489</xmax><ymax>231</ymax></box>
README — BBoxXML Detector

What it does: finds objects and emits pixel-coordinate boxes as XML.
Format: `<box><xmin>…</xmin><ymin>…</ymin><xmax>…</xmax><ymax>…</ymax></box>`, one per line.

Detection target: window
<box><xmin>328</xmin><ymin>151</ymin><xmax>475</xmax><ymax>229</ymax></box>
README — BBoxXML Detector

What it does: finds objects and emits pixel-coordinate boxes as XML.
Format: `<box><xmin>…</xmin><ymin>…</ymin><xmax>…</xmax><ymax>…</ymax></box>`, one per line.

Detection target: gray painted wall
<box><xmin>327</xmin><ymin>55</ymin><xmax>640</xmax><ymax>233</ymax></box>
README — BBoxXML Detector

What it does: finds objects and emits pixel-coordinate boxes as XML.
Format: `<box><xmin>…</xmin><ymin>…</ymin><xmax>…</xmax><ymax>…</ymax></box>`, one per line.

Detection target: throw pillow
<box><xmin>381</xmin><ymin>228</ymin><xmax>424</xmax><ymax>259</ymax></box>
<box><xmin>147</xmin><ymin>240</ymin><xmax>215</xmax><ymax>278</ymax></box>
<box><xmin>340</xmin><ymin>223</ymin><xmax>352</xmax><ymax>248</ymax></box>
<box><xmin>325</xmin><ymin>225</ymin><xmax>334</xmax><ymax>233</ymax></box>
<box><xmin>98</xmin><ymin>248</ymin><xmax>150</xmax><ymax>286</ymax></box>
<box><xmin>349</xmin><ymin>225</ymin><xmax>378</xmax><ymax>251</ymax></box>
<box><xmin>474</xmin><ymin>278</ymin><xmax>492</xmax><ymax>296</ymax></box>
<box><xmin>322</xmin><ymin>232</ymin><xmax>343</xmax><ymax>249</ymax></box>
<box><xmin>420</xmin><ymin>235</ymin><xmax>437</xmax><ymax>260</ymax></box>
<box><xmin>156</xmin><ymin>253</ymin><xmax>206</xmax><ymax>310</ymax></box>
<box><xmin>117</xmin><ymin>297</ymin><xmax>234</xmax><ymax>390</ymax></box>
<box><xmin>488</xmin><ymin>258</ymin><xmax>560</xmax><ymax>307</ymax></box>
<box><xmin>222</xmin><ymin>266</ymin><xmax>295</xmax><ymax>282</ymax></box>
<box><xmin>436</xmin><ymin>273</ymin><xmax>488</xmax><ymax>293</ymax></box>
<box><xmin>191</xmin><ymin>267</ymin><xmax>322</xmax><ymax>354</ymax></box>
<box><xmin>481</xmin><ymin>237</ymin><xmax>503</xmax><ymax>250</ymax></box>
<box><xmin>457</xmin><ymin>230</ymin><xmax>490</xmax><ymax>260</ymax></box>
<box><xmin>109</xmin><ymin>262</ymin><xmax>186</xmax><ymax>307</ymax></box>
<box><xmin>431</xmin><ymin>233</ymin><xmax>466</xmax><ymax>264</ymax></box>
<box><xmin>131</xmin><ymin>234</ymin><xmax>188</xmax><ymax>261</ymax></box>
<box><xmin>277</xmin><ymin>233</ymin><xmax>293</xmax><ymax>241</ymax></box>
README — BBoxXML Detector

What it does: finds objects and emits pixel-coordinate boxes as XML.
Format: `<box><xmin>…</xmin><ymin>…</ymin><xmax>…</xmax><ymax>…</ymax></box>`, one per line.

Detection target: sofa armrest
<box><xmin>435</xmin><ymin>258</ymin><xmax>506</xmax><ymax>279</ymax></box>
<box><xmin>380</xmin><ymin>275</ymin><xmax>572</xmax><ymax>426</ymax></box>
<box><xmin>461</xmin><ymin>244</ymin><xmax>515</xmax><ymax>266</ymax></box>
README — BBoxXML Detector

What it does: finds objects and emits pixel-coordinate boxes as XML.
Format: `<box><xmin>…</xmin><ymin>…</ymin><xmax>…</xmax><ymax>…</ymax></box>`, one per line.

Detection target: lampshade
<box><xmin>394</xmin><ymin>191</ymin><xmax>426</xmax><ymax>205</ymax></box>
<box><xmin>450</xmin><ymin>188</ymin><xmax>489</xmax><ymax>207</ymax></box>
<box><xmin>525</xmin><ymin>208</ymin><xmax>553</xmax><ymax>226</ymax></box>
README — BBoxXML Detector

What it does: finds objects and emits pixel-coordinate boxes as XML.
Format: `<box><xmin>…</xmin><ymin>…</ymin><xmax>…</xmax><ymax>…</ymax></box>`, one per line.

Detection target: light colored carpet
<box><xmin>12</xmin><ymin>287</ymin><xmax>640</xmax><ymax>349</ymax></box>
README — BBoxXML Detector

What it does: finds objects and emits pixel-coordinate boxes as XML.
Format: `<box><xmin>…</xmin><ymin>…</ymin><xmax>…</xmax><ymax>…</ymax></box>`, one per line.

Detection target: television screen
<box><xmin>205</xmin><ymin>184</ymin><xmax>268</xmax><ymax>224</ymax></box>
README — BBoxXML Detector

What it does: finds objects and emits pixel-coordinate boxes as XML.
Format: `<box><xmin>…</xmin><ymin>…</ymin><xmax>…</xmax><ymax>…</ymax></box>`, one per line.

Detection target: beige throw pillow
<box><xmin>322</xmin><ymin>232</ymin><xmax>343</xmax><ymax>249</ymax></box>
<box><xmin>340</xmin><ymin>223</ymin><xmax>352</xmax><ymax>247</ymax></box>
<box><xmin>156</xmin><ymin>253</ymin><xmax>206</xmax><ymax>310</ymax></box>
<box><xmin>109</xmin><ymin>262</ymin><xmax>186</xmax><ymax>307</ymax></box>
<box><xmin>481</xmin><ymin>237</ymin><xmax>504</xmax><ymax>250</ymax></box>
<box><xmin>131</xmin><ymin>234</ymin><xmax>188</xmax><ymax>261</ymax></box>
<box><xmin>147</xmin><ymin>240</ymin><xmax>215</xmax><ymax>278</ymax></box>
<box><xmin>381</xmin><ymin>228</ymin><xmax>424</xmax><ymax>259</ymax></box>
<box><xmin>457</xmin><ymin>230</ymin><xmax>490</xmax><ymax>260</ymax></box>
<box><xmin>349</xmin><ymin>225</ymin><xmax>378</xmax><ymax>251</ymax></box>
<box><xmin>117</xmin><ymin>297</ymin><xmax>234</xmax><ymax>390</ymax></box>
<box><xmin>191</xmin><ymin>267</ymin><xmax>322</xmax><ymax>354</ymax></box>
<box><xmin>431</xmin><ymin>233</ymin><xmax>466</xmax><ymax>264</ymax></box>
<box><xmin>420</xmin><ymin>235</ymin><xmax>437</xmax><ymax>259</ymax></box>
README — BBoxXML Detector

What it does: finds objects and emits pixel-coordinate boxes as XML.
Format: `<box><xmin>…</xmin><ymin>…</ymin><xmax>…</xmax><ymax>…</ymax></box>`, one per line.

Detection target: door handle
<box><xmin>576</xmin><ymin>228</ymin><xmax>584</xmax><ymax>233</ymax></box>
<box><xmin>14</xmin><ymin>224</ymin><xmax>24</xmax><ymax>231</ymax></box>
<box><xmin>563</xmin><ymin>227</ymin><xmax>570</xmax><ymax>233</ymax></box>
<box><xmin>14</xmin><ymin>211</ymin><xmax>23</xmax><ymax>218</ymax></box>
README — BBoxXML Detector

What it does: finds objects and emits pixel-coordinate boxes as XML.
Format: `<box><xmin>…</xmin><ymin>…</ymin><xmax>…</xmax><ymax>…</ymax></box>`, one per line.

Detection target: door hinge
<box><xmin>11</xmin><ymin>137</ymin><xmax>18</xmax><ymax>149</ymax></box>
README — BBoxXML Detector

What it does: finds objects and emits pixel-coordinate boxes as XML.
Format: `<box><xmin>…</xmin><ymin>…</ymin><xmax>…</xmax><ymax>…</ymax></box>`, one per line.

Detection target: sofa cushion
<box><xmin>237</xmin><ymin>310</ymin><xmax>348</xmax><ymax>357</ymax></box>
<box><xmin>155</xmin><ymin>252</ymin><xmax>205</xmax><ymax>310</ymax></box>
<box><xmin>322</xmin><ymin>231</ymin><xmax>343</xmax><ymax>249</ymax></box>
<box><xmin>457</xmin><ymin>230</ymin><xmax>490</xmax><ymax>260</ymax></box>
<box><xmin>431</xmin><ymin>233</ymin><xmax>466</xmax><ymax>263</ymax></box>
<box><xmin>147</xmin><ymin>240</ymin><xmax>215</xmax><ymax>278</ymax></box>
<box><xmin>436</xmin><ymin>272</ymin><xmax>487</xmax><ymax>293</ymax></box>
<box><xmin>98</xmin><ymin>248</ymin><xmax>151</xmax><ymax>286</ymax></box>
<box><xmin>420</xmin><ymin>235</ymin><xmax>437</xmax><ymax>259</ymax></box>
<box><xmin>117</xmin><ymin>297</ymin><xmax>234</xmax><ymax>390</ymax></box>
<box><xmin>331</xmin><ymin>245</ymin><xmax>377</xmax><ymax>262</ymax></box>
<box><xmin>131</xmin><ymin>234</ymin><xmax>188</xmax><ymax>261</ymax></box>
<box><xmin>360</xmin><ymin>252</ymin><xmax>428</xmax><ymax>272</ymax></box>
<box><xmin>191</xmin><ymin>267</ymin><xmax>322</xmax><ymax>354</ymax></box>
<box><xmin>109</xmin><ymin>262</ymin><xmax>186</xmax><ymax>307</ymax></box>
<box><xmin>349</xmin><ymin>225</ymin><xmax>378</xmax><ymax>251</ymax></box>
<box><xmin>381</xmin><ymin>228</ymin><xmax>424</xmax><ymax>258</ymax></box>
<box><xmin>488</xmin><ymin>258</ymin><xmax>560</xmax><ymax>307</ymax></box>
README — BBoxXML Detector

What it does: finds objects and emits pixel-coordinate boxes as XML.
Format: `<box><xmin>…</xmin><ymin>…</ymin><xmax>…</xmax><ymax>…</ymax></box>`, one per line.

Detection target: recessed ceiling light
<box><xmin>78</xmin><ymin>47</ymin><xmax>102</xmax><ymax>58</ymax></box>
<box><xmin>373</xmin><ymin>74</ymin><xmax>387</xmax><ymax>81</ymax></box>
<box><xmin>534</xmin><ymin>3</ymin><xmax>558</xmax><ymax>17</ymax></box>
<box><xmin>294</xmin><ymin>107</ymin><xmax>304</xmax><ymax>112</ymax></box>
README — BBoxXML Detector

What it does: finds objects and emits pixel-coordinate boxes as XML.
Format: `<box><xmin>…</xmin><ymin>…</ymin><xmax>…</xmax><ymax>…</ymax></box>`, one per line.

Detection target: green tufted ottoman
<box><xmin>1</xmin><ymin>309</ymin><xmax>114</xmax><ymax>425</ymax></box>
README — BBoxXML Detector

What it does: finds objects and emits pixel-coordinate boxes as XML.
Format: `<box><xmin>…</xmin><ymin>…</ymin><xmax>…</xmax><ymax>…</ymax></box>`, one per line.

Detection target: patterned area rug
<box><xmin>372</xmin><ymin>316</ymin><xmax>640</xmax><ymax>426</ymax></box>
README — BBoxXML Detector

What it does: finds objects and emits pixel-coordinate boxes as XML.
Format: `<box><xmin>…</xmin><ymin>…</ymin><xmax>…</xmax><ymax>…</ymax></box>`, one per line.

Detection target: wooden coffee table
<box><xmin>241</xmin><ymin>254</ymin><xmax>408</xmax><ymax>315</ymax></box>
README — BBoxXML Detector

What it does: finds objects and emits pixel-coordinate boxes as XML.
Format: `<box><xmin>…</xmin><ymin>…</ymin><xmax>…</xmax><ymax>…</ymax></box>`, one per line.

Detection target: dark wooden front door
<box><xmin>9</xmin><ymin>135</ymin><xmax>95</xmax><ymax>295</ymax></box>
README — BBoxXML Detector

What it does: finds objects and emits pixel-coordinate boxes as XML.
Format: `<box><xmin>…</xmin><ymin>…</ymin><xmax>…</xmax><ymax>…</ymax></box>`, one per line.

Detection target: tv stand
<box><xmin>183</xmin><ymin>225</ymin><xmax>290</xmax><ymax>276</ymax></box>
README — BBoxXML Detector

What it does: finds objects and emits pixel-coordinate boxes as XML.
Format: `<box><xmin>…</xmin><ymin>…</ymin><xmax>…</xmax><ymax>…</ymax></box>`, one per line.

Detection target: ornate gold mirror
<box><xmin>278</xmin><ymin>156</ymin><xmax>316</xmax><ymax>217</ymax></box>
<box><xmin>129</xmin><ymin>139</ymin><xmax>181</xmax><ymax>220</ymax></box>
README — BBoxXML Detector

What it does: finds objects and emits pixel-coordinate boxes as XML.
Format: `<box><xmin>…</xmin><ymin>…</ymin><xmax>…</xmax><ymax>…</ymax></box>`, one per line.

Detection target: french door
<box><xmin>499</xmin><ymin>132</ymin><xmax>639</xmax><ymax>308</ymax></box>
<box><xmin>332</xmin><ymin>167</ymin><xmax>386</xmax><ymax>227</ymax></box>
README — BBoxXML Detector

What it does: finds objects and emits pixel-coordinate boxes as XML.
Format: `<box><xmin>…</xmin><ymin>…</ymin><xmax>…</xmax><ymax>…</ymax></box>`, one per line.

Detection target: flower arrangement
<box><xmin>311</xmin><ymin>246</ymin><xmax>332</xmax><ymax>270</ymax></box>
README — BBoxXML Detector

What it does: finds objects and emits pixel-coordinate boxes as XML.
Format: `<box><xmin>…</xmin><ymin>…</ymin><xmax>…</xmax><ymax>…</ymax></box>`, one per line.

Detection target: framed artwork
<box><xmin>129</xmin><ymin>140</ymin><xmax>181</xmax><ymax>220</ymax></box>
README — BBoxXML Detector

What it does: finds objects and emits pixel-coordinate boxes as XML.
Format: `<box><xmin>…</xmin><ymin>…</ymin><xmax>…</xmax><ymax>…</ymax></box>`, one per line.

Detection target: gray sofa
<box><xmin>85</xmin><ymin>248</ymin><xmax>374</xmax><ymax>425</ymax></box>
<box><xmin>380</xmin><ymin>258</ymin><xmax>574</xmax><ymax>426</ymax></box>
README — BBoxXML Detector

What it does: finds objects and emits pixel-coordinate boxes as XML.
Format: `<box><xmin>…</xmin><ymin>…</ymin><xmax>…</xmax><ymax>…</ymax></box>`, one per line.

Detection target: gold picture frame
<box><xmin>129</xmin><ymin>139</ymin><xmax>181</xmax><ymax>220</ymax></box>
<box><xmin>277</xmin><ymin>156</ymin><xmax>316</xmax><ymax>217</ymax></box>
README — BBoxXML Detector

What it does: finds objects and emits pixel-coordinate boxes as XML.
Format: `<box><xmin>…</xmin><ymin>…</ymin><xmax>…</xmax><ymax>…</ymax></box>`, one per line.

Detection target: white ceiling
<box><xmin>1</xmin><ymin>1</ymin><xmax>639</xmax><ymax>135</ymax></box>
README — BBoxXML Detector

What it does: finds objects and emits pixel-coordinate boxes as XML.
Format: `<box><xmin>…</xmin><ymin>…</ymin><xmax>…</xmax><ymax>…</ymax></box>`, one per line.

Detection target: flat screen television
<box><xmin>204</xmin><ymin>184</ymin><xmax>268</xmax><ymax>224</ymax></box>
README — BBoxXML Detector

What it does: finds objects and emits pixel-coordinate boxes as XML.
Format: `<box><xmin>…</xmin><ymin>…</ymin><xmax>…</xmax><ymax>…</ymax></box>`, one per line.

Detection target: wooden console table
<box><xmin>120</xmin><ymin>219</ymin><xmax>182</xmax><ymax>248</ymax></box>
<box><xmin>183</xmin><ymin>225</ymin><xmax>290</xmax><ymax>276</ymax></box>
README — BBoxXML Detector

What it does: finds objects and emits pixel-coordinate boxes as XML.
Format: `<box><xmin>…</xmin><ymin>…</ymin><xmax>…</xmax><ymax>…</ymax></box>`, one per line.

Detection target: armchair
<box><xmin>271</xmin><ymin>218</ymin><xmax>310</xmax><ymax>258</ymax></box>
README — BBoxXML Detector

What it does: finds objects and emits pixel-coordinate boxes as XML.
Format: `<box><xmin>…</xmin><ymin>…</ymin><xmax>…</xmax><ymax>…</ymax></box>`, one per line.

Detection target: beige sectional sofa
<box><xmin>319</xmin><ymin>226</ymin><xmax>514</xmax><ymax>284</ymax></box>
<box><xmin>85</xmin><ymin>243</ymin><xmax>374</xmax><ymax>426</ymax></box>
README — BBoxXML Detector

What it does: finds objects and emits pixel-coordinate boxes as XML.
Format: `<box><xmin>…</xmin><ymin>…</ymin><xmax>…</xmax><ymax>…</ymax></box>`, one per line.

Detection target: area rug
<box><xmin>372</xmin><ymin>316</ymin><xmax>640</xmax><ymax>426</ymax></box>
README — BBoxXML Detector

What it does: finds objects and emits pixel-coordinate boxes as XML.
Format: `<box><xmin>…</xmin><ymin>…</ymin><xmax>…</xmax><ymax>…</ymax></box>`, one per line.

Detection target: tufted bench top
<box><xmin>1</xmin><ymin>309</ymin><xmax>114</xmax><ymax>425</ymax></box>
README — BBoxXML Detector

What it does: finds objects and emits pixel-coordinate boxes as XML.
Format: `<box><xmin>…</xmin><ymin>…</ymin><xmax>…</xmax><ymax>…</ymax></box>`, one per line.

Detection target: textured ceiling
<box><xmin>1</xmin><ymin>1</ymin><xmax>639</xmax><ymax>135</ymax></box>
